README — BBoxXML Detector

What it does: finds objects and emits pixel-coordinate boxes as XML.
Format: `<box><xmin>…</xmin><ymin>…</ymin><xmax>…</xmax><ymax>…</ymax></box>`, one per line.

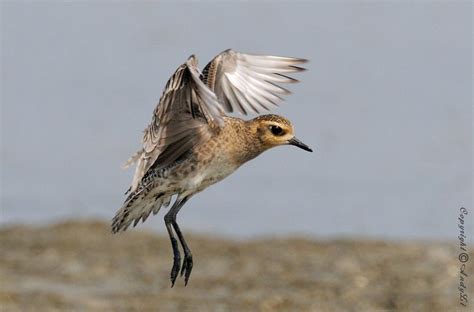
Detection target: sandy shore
<box><xmin>0</xmin><ymin>220</ymin><xmax>469</xmax><ymax>311</ymax></box>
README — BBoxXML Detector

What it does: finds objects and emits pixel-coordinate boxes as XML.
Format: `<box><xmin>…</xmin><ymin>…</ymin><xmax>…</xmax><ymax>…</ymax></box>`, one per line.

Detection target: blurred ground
<box><xmin>0</xmin><ymin>220</ymin><xmax>469</xmax><ymax>311</ymax></box>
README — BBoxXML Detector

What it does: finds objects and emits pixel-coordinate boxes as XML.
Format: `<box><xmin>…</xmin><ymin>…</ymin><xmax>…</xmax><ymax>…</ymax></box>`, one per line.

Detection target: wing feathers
<box><xmin>203</xmin><ymin>49</ymin><xmax>306</xmax><ymax>115</ymax></box>
<box><xmin>124</xmin><ymin>50</ymin><xmax>306</xmax><ymax>193</ymax></box>
<box><xmin>116</xmin><ymin>49</ymin><xmax>307</xmax><ymax>233</ymax></box>
<box><xmin>127</xmin><ymin>58</ymin><xmax>224</xmax><ymax>192</ymax></box>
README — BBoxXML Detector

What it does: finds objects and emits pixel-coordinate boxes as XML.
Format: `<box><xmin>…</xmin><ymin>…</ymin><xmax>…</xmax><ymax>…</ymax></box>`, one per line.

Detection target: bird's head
<box><xmin>250</xmin><ymin>114</ymin><xmax>313</xmax><ymax>152</ymax></box>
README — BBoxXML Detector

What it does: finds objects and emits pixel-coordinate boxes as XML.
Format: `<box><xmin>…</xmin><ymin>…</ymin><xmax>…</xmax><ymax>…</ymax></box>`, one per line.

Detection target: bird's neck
<box><xmin>224</xmin><ymin>117</ymin><xmax>269</xmax><ymax>165</ymax></box>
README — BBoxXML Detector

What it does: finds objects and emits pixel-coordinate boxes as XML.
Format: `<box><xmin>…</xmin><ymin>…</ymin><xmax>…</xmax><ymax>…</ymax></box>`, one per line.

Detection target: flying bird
<box><xmin>112</xmin><ymin>49</ymin><xmax>312</xmax><ymax>286</ymax></box>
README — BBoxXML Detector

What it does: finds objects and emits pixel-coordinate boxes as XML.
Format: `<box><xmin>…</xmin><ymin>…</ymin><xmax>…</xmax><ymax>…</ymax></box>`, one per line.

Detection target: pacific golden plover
<box><xmin>112</xmin><ymin>49</ymin><xmax>312</xmax><ymax>286</ymax></box>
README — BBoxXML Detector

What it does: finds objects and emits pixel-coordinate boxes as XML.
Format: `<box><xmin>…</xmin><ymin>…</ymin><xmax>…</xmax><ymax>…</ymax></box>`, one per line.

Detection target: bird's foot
<box><xmin>180</xmin><ymin>252</ymin><xmax>193</xmax><ymax>286</ymax></box>
<box><xmin>170</xmin><ymin>255</ymin><xmax>181</xmax><ymax>287</ymax></box>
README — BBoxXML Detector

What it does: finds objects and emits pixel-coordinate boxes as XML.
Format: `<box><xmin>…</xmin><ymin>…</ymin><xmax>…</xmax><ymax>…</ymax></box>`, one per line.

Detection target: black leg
<box><xmin>172</xmin><ymin>219</ymin><xmax>193</xmax><ymax>285</ymax></box>
<box><xmin>164</xmin><ymin>195</ymin><xmax>191</xmax><ymax>287</ymax></box>
<box><xmin>164</xmin><ymin>210</ymin><xmax>181</xmax><ymax>287</ymax></box>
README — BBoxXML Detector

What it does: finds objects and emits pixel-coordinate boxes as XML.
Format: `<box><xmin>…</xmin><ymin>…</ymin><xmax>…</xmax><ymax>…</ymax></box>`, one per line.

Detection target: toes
<box><xmin>179</xmin><ymin>254</ymin><xmax>193</xmax><ymax>285</ymax></box>
<box><xmin>180</xmin><ymin>255</ymin><xmax>189</xmax><ymax>277</ymax></box>
<box><xmin>170</xmin><ymin>256</ymin><xmax>181</xmax><ymax>287</ymax></box>
<box><xmin>183</xmin><ymin>256</ymin><xmax>193</xmax><ymax>286</ymax></box>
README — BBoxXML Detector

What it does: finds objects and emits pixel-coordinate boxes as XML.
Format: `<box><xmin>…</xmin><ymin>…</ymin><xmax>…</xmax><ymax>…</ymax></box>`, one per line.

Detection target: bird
<box><xmin>111</xmin><ymin>49</ymin><xmax>312</xmax><ymax>287</ymax></box>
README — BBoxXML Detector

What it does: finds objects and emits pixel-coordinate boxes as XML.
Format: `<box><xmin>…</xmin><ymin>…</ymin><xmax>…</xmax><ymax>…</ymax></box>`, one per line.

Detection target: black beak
<box><xmin>288</xmin><ymin>137</ymin><xmax>313</xmax><ymax>152</ymax></box>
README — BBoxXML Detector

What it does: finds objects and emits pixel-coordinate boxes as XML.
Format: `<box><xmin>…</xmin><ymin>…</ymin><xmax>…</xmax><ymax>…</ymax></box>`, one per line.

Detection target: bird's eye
<box><xmin>269</xmin><ymin>125</ymin><xmax>284</xmax><ymax>136</ymax></box>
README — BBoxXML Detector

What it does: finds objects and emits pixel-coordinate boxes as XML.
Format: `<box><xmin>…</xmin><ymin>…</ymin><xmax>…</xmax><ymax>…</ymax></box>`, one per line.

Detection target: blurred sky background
<box><xmin>1</xmin><ymin>1</ymin><xmax>472</xmax><ymax>240</ymax></box>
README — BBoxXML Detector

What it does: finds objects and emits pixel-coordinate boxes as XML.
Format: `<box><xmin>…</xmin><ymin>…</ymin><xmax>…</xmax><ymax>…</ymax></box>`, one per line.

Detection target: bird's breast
<box><xmin>185</xmin><ymin>152</ymin><xmax>237</xmax><ymax>192</ymax></box>
<box><xmin>179</xmin><ymin>118</ymin><xmax>259</xmax><ymax>193</ymax></box>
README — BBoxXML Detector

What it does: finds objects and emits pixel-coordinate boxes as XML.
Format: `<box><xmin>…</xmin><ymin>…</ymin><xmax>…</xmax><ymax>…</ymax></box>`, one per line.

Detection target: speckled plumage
<box><xmin>112</xmin><ymin>49</ymin><xmax>311</xmax><ymax>286</ymax></box>
<box><xmin>112</xmin><ymin>116</ymin><xmax>267</xmax><ymax>232</ymax></box>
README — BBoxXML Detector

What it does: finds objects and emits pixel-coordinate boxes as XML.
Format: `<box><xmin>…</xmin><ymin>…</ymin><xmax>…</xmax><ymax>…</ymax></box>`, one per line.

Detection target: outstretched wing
<box><xmin>128</xmin><ymin>55</ymin><xmax>224</xmax><ymax>192</ymax></box>
<box><xmin>201</xmin><ymin>49</ymin><xmax>307</xmax><ymax>115</ymax></box>
<box><xmin>125</xmin><ymin>50</ymin><xmax>306</xmax><ymax>192</ymax></box>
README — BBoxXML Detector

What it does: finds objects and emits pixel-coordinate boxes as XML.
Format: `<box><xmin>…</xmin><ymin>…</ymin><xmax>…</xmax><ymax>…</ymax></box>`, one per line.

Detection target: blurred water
<box><xmin>1</xmin><ymin>1</ymin><xmax>472</xmax><ymax>240</ymax></box>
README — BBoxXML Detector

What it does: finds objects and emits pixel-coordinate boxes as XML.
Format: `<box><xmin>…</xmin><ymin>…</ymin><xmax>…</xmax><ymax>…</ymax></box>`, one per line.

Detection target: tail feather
<box><xmin>111</xmin><ymin>184</ymin><xmax>172</xmax><ymax>233</ymax></box>
<box><xmin>115</xmin><ymin>153</ymin><xmax>179</xmax><ymax>233</ymax></box>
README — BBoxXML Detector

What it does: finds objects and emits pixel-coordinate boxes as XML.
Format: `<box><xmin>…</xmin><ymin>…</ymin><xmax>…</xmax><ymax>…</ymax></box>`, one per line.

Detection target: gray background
<box><xmin>1</xmin><ymin>1</ymin><xmax>472</xmax><ymax>240</ymax></box>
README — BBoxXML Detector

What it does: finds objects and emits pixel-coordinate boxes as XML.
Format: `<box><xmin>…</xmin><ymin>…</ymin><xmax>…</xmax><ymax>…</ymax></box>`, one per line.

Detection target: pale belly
<box><xmin>183</xmin><ymin>153</ymin><xmax>238</xmax><ymax>193</ymax></box>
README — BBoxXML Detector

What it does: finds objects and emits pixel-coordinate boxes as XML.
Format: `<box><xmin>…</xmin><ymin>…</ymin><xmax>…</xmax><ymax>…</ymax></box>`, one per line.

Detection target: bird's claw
<box><xmin>170</xmin><ymin>255</ymin><xmax>181</xmax><ymax>287</ymax></box>
<box><xmin>180</xmin><ymin>253</ymin><xmax>193</xmax><ymax>286</ymax></box>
